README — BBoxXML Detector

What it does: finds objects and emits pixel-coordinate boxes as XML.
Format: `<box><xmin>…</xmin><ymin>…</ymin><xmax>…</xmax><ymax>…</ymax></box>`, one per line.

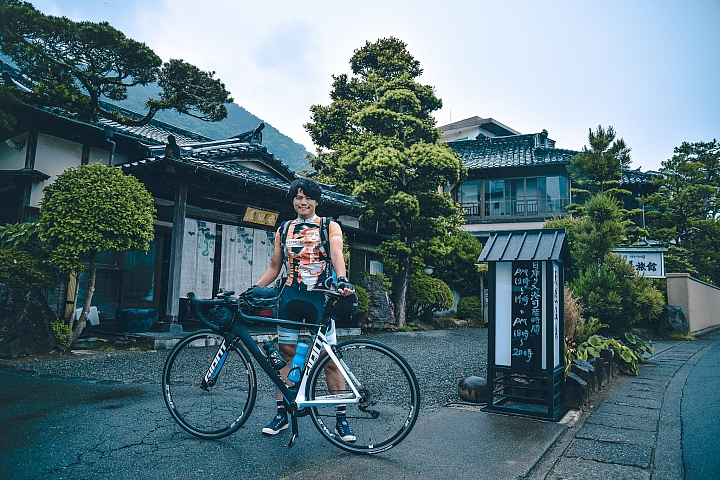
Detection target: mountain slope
<box><xmin>118</xmin><ymin>84</ymin><xmax>312</xmax><ymax>172</ymax></box>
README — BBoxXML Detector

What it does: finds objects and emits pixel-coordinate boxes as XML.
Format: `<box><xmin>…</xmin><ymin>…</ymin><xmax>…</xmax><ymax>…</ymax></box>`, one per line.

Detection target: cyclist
<box><xmin>253</xmin><ymin>178</ymin><xmax>357</xmax><ymax>442</ymax></box>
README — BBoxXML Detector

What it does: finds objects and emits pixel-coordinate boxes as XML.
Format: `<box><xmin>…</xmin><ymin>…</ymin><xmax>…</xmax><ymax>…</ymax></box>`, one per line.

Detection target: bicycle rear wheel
<box><xmin>162</xmin><ymin>331</ymin><xmax>256</xmax><ymax>439</ymax></box>
<box><xmin>307</xmin><ymin>340</ymin><xmax>420</xmax><ymax>454</ymax></box>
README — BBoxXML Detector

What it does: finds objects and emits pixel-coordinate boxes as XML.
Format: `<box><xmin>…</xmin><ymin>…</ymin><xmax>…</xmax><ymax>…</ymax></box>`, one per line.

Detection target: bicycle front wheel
<box><xmin>162</xmin><ymin>331</ymin><xmax>257</xmax><ymax>439</ymax></box>
<box><xmin>307</xmin><ymin>340</ymin><xmax>420</xmax><ymax>454</ymax></box>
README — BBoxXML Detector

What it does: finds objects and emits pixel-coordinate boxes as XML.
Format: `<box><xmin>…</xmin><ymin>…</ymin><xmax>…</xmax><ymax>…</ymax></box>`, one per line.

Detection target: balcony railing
<box><xmin>460</xmin><ymin>196</ymin><xmax>569</xmax><ymax>219</ymax></box>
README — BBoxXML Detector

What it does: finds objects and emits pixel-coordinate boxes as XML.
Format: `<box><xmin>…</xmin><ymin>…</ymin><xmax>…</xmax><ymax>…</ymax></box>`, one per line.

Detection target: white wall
<box><xmin>0</xmin><ymin>133</ymin><xmax>29</xmax><ymax>169</ymax></box>
<box><xmin>666</xmin><ymin>273</ymin><xmax>720</xmax><ymax>334</ymax></box>
<box><xmin>30</xmin><ymin>134</ymin><xmax>83</xmax><ymax>207</ymax></box>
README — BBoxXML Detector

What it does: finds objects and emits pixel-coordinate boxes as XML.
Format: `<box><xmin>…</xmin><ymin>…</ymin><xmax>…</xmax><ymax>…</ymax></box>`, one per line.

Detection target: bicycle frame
<box><xmin>208</xmin><ymin>307</ymin><xmax>363</xmax><ymax>446</ymax></box>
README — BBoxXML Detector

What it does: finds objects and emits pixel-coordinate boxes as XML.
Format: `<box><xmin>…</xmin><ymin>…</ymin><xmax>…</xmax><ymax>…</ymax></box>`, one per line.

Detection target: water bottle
<box><xmin>262</xmin><ymin>340</ymin><xmax>287</xmax><ymax>370</ymax></box>
<box><xmin>287</xmin><ymin>342</ymin><xmax>309</xmax><ymax>383</ymax></box>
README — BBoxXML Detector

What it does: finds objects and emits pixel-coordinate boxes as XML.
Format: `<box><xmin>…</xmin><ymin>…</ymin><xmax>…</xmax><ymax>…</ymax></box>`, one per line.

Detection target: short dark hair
<box><xmin>288</xmin><ymin>178</ymin><xmax>322</xmax><ymax>201</ymax></box>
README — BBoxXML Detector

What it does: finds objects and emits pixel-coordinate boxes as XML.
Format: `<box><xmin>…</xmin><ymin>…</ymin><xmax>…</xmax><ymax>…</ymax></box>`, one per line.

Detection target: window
<box><xmin>457</xmin><ymin>175</ymin><xmax>569</xmax><ymax>219</ymax></box>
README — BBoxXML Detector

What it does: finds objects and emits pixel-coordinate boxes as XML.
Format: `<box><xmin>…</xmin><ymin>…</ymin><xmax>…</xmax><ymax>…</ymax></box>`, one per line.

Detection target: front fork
<box><xmin>201</xmin><ymin>338</ymin><xmax>230</xmax><ymax>391</ymax></box>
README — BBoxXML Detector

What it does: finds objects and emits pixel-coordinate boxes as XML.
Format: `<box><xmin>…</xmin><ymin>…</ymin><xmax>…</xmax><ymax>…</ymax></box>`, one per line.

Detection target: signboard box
<box><xmin>479</xmin><ymin>229</ymin><xmax>569</xmax><ymax>422</ymax></box>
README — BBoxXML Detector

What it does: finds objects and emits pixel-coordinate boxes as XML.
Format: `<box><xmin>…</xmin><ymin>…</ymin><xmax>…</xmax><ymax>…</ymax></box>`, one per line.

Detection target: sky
<box><xmin>29</xmin><ymin>0</ymin><xmax>720</xmax><ymax>172</ymax></box>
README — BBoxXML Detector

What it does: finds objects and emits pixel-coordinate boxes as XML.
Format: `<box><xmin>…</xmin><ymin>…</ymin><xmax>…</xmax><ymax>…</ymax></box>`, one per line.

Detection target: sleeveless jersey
<box><xmin>274</xmin><ymin>216</ymin><xmax>341</xmax><ymax>291</ymax></box>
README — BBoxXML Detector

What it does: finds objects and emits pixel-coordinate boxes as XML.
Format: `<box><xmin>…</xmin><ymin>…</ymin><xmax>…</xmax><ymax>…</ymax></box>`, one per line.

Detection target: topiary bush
<box><xmin>407</xmin><ymin>273</ymin><xmax>453</xmax><ymax>322</ymax></box>
<box><xmin>457</xmin><ymin>295</ymin><xmax>483</xmax><ymax>323</ymax></box>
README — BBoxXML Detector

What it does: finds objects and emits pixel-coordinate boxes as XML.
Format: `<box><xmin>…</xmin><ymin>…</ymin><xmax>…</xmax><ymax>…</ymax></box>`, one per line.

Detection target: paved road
<box><xmin>2</xmin><ymin>328</ymin><xmax>718</xmax><ymax>479</ymax></box>
<box><xmin>681</xmin><ymin>331</ymin><xmax>720</xmax><ymax>479</ymax></box>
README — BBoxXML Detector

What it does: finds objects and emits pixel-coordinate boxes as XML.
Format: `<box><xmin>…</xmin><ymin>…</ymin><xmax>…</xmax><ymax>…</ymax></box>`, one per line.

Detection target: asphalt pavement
<box><xmin>1</xmin><ymin>328</ymin><xmax>718</xmax><ymax>479</ymax></box>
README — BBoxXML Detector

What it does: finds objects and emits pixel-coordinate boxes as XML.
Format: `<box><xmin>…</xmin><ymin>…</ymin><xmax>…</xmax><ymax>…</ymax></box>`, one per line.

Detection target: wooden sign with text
<box><xmin>243</xmin><ymin>207</ymin><xmax>279</xmax><ymax>227</ymax></box>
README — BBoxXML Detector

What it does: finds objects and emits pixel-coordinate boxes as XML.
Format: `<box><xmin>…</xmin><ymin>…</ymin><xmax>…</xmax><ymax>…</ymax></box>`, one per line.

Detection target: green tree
<box><xmin>38</xmin><ymin>163</ymin><xmax>155</xmax><ymax>344</ymax></box>
<box><xmin>420</xmin><ymin>229</ymin><xmax>483</xmax><ymax>297</ymax></box>
<box><xmin>0</xmin><ymin>0</ymin><xmax>232</xmax><ymax>126</ymax></box>
<box><xmin>571</xmin><ymin>253</ymin><xmax>664</xmax><ymax>334</ymax></box>
<box><xmin>546</xmin><ymin>192</ymin><xmax>665</xmax><ymax>333</ymax></box>
<box><xmin>546</xmin><ymin>192</ymin><xmax>629</xmax><ymax>280</ymax></box>
<box><xmin>644</xmin><ymin>139</ymin><xmax>720</xmax><ymax>284</ymax></box>
<box><xmin>305</xmin><ymin>37</ymin><xmax>466</xmax><ymax>326</ymax></box>
<box><xmin>568</xmin><ymin>125</ymin><xmax>632</xmax><ymax>203</ymax></box>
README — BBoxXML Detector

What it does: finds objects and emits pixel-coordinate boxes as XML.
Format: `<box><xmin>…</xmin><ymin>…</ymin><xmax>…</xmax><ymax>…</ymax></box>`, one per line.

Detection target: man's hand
<box><xmin>336</xmin><ymin>276</ymin><xmax>355</xmax><ymax>296</ymax></box>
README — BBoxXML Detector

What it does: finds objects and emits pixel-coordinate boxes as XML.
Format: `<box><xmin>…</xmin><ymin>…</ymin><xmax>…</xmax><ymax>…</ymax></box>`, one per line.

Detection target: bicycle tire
<box><xmin>306</xmin><ymin>339</ymin><xmax>420</xmax><ymax>454</ymax></box>
<box><xmin>162</xmin><ymin>330</ymin><xmax>257</xmax><ymax>439</ymax></box>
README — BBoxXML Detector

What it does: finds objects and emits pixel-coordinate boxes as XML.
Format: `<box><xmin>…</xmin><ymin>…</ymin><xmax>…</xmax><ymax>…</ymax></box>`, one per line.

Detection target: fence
<box><xmin>666</xmin><ymin>273</ymin><xmax>720</xmax><ymax>334</ymax></box>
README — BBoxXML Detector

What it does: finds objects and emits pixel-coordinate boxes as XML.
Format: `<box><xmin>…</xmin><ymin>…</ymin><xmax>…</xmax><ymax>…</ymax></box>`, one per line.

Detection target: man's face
<box><xmin>293</xmin><ymin>188</ymin><xmax>318</xmax><ymax>219</ymax></box>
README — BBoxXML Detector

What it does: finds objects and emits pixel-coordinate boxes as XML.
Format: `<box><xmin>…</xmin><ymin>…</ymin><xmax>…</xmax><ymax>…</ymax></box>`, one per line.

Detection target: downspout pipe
<box><xmin>105</xmin><ymin>127</ymin><xmax>116</xmax><ymax>165</ymax></box>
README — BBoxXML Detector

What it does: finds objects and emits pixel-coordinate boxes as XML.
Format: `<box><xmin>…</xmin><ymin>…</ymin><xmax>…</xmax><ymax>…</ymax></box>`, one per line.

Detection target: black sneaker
<box><xmin>262</xmin><ymin>413</ymin><xmax>289</xmax><ymax>435</ymax></box>
<box><xmin>335</xmin><ymin>417</ymin><xmax>356</xmax><ymax>442</ymax></box>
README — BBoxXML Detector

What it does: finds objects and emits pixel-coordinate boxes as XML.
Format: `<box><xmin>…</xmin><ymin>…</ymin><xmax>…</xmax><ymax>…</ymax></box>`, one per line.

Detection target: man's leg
<box><xmin>262</xmin><ymin>327</ymin><xmax>298</xmax><ymax>435</ymax></box>
<box><xmin>322</xmin><ymin>320</ymin><xmax>356</xmax><ymax>442</ymax></box>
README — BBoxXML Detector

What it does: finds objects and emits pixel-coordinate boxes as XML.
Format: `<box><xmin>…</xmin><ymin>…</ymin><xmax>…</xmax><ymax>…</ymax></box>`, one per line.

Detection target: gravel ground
<box><xmin>0</xmin><ymin>328</ymin><xmax>489</xmax><ymax>410</ymax></box>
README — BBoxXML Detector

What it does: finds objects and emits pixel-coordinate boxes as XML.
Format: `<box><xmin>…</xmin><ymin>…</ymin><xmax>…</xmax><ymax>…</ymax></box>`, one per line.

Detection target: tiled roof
<box><xmin>622</xmin><ymin>167</ymin><xmax>659</xmax><ymax>184</ymax></box>
<box><xmin>439</xmin><ymin>116</ymin><xmax>521</xmax><ymax>136</ymax></box>
<box><xmin>448</xmin><ymin>131</ymin><xmax>577</xmax><ymax>169</ymax></box>
<box><xmin>119</xmin><ymin>155</ymin><xmax>358</xmax><ymax>210</ymax></box>
<box><xmin>478</xmin><ymin>229</ymin><xmax>569</xmax><ymax>262</ymax></box>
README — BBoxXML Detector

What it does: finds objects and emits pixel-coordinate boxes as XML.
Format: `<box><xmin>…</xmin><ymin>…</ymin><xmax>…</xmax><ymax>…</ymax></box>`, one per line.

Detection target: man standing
<box><xmin>253</xmin><ymin>178</ymin><xmax>356</xmax><ymax>442</ymax></box>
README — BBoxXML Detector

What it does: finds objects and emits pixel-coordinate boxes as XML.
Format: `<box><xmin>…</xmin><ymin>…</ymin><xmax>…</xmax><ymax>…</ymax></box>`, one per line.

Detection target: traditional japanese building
<box><xmin>0</xmin><ymin>61</ymin><xmax>382</xmax><ymax>329</ymax></box>
<box><xmin>440</xmin><ymin>117</ymin><xmax>577</xmax><ymax>240</ymax></box>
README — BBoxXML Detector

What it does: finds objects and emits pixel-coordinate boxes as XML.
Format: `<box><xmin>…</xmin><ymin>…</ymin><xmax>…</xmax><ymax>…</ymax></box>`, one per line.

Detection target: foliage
<box><xmin>397</xmin><ymin>325</ymin><xmax>413</xmax><ymax>332</ymax></box>
<box><xmin>407</xmin><ymin>272</ymin><xmax>453</xmax><ymax>322</ymax></box>
<box><xmin>644</xmin><ymin>139</ymin><xmax>720</xmax><ymax>285</ymax></box>
<box><xmin>0</xmin><ymin>83</ymin><xmax>21</xmax><ymax>137</ymax></box>
<box><xmin>571</xmin><ymin>253</ymin><xmax>664</xmax><ymax>334</ymax></box>
<box><xmin>546</xmin><ymin>193</ymin><xmax>629</xmax><ymax>280</ymax></box>
<box><xmin>0</xmin><ymin>247</ymin><xmax>57</xmax><ymax>289</ymax></box>
<box><xmin>568</xmin><ymin>125</ymin><xmax>632</xmax><ymax>200</ymax></box>
<box><xmin>457</xmin><ymin>295</ymin><xmax>482</xmax><ymax>322</ymax></box>
<box><xmin>38</xmin><ymin>162</ymin><xmax>155</xmax><ymax>345</ymax></box>
<box><xmin>567</xmin><ymin>333</ymin><xmax>652</xmax><ymax>376</ymax></box>
<box><xmin>39</xmin><ymin>163</ymin><xmax>155</xmax><ymax>274</ymax></box>
<box><xmin>669</xmin><ymin>331</ymin><xmax>695</xmax><ymax>341</ymax></box>
<box><xmin>354</xmin><ymin>284</ymin><xmax>370</xmax><ymax>314</ymax></box>
<box><xmin>304</xmin><ymin>37</ymin><xmax>466</xmax><ymax>326</ymax></box>
<box><xmin>564</xmin><ymin>287</ymin><xmax>584</xmax><ymax>342</ymax></box>
<box><xmin>0</xmin><ymin>0</ymin><xmax>232</xmax><ymax>126</ymax></box>
<box><xmin>622</xmin><ymin>332</ymin><xmax>655</xmax><ymax>359</ymax></box>
<box><xmin>419</xmin><ymin>230</ymin><xmax>483</xmax><ymax>297</ymax></box>
<box><xmin>50</xmin><ymin>319</ymin><xmax>71</xmax><ymax>351</ymax></box>
<box><xmin>0</xmin><ymin>222</ymin><xmax>58</xmax><ymax>289</ymax></box>
<box><xmin>575</xmin><ymin>316</ymin><xmax>608</xmax><ymax>345</ymax></box>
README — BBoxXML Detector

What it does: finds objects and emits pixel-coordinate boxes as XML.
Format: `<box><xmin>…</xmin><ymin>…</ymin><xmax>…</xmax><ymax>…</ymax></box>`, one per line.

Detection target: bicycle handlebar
<box><xmin>187</xmin><ymin>292</ymin><xmax>235</xmax><ymax>331</ymax></box>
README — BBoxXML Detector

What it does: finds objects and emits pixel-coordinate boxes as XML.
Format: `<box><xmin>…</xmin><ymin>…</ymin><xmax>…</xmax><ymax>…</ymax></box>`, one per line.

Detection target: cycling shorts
<box><xmin>277</xmin><ymin>285</ymin><xmax>336</xmax><ymax>345</ymax></box>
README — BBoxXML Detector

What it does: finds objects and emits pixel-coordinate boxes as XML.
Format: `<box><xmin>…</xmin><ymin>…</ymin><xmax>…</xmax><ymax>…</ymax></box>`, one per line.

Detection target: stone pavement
<box><xmin>526</xmin><ymin>330</ymin><xmax>720</xmax><ymax>480</ymax></box>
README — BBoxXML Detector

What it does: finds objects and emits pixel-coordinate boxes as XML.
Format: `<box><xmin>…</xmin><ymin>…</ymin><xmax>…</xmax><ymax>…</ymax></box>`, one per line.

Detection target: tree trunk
<box><xmin>394</xmin><ymin>253</ymin><xmax>411</xmax><ymax>327</ymax></box>
<box><xmin>69</xmin><ymin>255</ymin><xmax>97</xmax><ymax>345</ymax></box>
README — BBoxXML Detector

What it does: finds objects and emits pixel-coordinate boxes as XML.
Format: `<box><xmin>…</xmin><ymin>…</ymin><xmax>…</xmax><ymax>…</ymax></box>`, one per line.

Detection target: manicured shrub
<box><xmin>457</xmin><ymin>295</ymin><xmax>482</xmax><ymax>322</ymax></box>
<box><xmin>408</xmin><ymin>273</ymin><xmax>453</xmax><ymax>321</ymax></box>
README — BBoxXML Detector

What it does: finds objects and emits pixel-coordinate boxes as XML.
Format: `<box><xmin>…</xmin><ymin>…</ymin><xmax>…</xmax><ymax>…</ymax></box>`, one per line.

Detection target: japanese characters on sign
<box><xmin>243</xmin><ymin>207</ymin><xmax>279</xmax><ymax>227</ymax></box>
<box><xmin>511</xmin><ymin>260</ymin><xmax>542</xmax><ymax>372</ymax></box>
<box><xmin>612</xmin><ymin>248</ymin><xmax>666</xmax><ymax>278</ymax></box>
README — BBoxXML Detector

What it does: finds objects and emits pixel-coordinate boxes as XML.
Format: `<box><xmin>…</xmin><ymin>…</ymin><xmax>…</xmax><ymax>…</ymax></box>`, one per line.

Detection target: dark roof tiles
<box><xmin>449</xmin><ymin>132</ymin><xmax>578</xmax><ymax>169</ymax></box>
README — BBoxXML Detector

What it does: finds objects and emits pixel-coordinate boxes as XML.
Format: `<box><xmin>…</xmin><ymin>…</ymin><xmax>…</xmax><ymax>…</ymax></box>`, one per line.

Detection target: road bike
<box><xmin>161</xmin><ymin>286</ymin><xmax>420</xmax><ymax>454</ymax></box>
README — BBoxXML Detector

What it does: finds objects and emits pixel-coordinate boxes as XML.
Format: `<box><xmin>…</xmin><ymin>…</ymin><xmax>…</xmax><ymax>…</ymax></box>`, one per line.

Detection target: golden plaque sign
<box><xmin>243</xmin><ymin>207</ymin><xmax>279</xmax><ymax>227</ymax></box>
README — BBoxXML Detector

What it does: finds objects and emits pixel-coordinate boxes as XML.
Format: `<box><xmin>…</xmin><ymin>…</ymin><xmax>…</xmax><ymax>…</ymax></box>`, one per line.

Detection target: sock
<box><xmin>277</xmin><ymin>400</ymin><xmax>287</xmax><ymax>416</ymax></box>
<box><xmin>336</xmin><ymin>405</ymin><xmax>346</xmax><ymax>419</ymax></box>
